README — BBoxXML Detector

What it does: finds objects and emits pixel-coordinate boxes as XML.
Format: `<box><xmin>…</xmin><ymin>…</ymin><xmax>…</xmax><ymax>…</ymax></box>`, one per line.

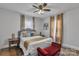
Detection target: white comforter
<box><xmin>20</xmin><ymin>36</ymin><xmax>52</xmax><ymax>56</ymax></box>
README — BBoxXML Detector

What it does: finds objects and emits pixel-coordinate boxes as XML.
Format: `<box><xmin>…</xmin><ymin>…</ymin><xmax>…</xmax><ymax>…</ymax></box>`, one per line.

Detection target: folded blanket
<box><xmin>24</xmin><ymin>37</ymin><xmax>46</xmax><ymax>49</ymax></box>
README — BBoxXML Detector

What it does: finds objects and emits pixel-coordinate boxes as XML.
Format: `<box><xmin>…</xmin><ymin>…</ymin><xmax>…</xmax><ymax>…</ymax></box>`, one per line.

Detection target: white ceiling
<box><xmin>0</xmin><ymin>3</ymin><xmax>79</xmax><ymax>18</ymax></box>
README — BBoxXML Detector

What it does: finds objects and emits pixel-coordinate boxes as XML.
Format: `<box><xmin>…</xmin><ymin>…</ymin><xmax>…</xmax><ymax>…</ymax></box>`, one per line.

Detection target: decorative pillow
<box><xmin>21</xmin><ymin>31</ymin><xmax>27</xmax><ymax>37</ymax></box>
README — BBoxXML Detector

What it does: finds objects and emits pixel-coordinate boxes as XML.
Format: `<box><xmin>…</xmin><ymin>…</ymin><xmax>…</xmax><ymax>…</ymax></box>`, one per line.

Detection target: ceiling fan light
<box><xmin>38</xmin><ymin>10</ymin><xmax>41</xmax><ymax>14</ymax></box>
<box><xmin>42</xmin><ymin>10</ymin><xmax>44</xmax><ymax>13</ymax></box>
<box><xmin>38</xmin><ymin>10</ymin><xmax>44</xmax><ymax>14</ymax></box>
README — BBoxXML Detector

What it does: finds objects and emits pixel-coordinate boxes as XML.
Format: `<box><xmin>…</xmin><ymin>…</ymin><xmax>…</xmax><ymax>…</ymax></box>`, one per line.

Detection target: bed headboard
<box><xmin>18</xmin><ymin>28</ymin><xmax>36</xmax><ymax>39</ymax></box>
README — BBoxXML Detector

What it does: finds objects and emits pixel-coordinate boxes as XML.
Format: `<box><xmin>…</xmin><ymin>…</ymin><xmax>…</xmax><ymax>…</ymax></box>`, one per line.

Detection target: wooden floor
<box><xmin>0</xmin><ymin>46</ymin><xmax>79</xmax><ymax>56</ymax></box>
<box><xmin>0</xmin><ymin>46</ymin><xmax>23</xmax><ymax>56</ymax></box>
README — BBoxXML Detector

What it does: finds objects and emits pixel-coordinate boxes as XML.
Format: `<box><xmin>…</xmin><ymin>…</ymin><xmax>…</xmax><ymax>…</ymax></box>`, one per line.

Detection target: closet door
<box><xmin>56</xmin><ymin>14</ymin><xmax>63</xmax><ymax>44</ymax></box>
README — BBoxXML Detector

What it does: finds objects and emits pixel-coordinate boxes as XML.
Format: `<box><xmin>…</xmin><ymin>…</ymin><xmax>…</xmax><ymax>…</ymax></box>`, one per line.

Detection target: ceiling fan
<box><xmin>32</xmin><ymin>3</ymin><xmax>51</xmax><ymax>14</ymax></box>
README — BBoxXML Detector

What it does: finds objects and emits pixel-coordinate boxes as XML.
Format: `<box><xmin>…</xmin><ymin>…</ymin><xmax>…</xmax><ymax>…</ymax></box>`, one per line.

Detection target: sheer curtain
<box><xmin>50</xmin><ymin>13</ymin><xmax>63</xmax><ymax>44</ymax></box>
<box><xmin>50</xmin><ymin>16</ymin><xmax>54</xmax><ymax>41</ymax></box>
<box><xmin>56</xmin><ymin>13</ymin><xmax>63</xmax><ymax>44</ymax></box>
<box><xmin>20</xmin><ymin>15</ymin><xmax>35</xmax><ymax>30</ymax></box>
<box><xmin>25</xmin><ymin>18</ymin><xmax>33</xmax><ymax>29</ymax></box>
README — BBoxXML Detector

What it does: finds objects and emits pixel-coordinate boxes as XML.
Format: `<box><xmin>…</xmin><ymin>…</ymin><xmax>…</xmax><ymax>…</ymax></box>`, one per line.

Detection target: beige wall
<box><xmin>63</xmin><ymin>8</ymin><xmax>79</xmax><ymax>50</ymax></box>
<box><xmin>0</xmin><ymin>9</ymin><xmax>20</xmax><ymax>49</ymax></box>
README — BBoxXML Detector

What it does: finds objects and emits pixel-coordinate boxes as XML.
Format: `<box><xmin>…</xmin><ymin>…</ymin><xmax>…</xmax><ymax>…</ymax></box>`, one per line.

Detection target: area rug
<box><xmin>60</xmin><ymin>47</ymin><xmax>79</xmax><ymax>56</ymax></box>
<box><xmin>28</xmin><ymin>47</ymin><xmax>79</xmax><ymax>56</ymax></box>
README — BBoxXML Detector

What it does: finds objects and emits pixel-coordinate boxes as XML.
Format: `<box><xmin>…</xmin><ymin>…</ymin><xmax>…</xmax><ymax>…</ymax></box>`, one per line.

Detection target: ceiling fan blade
<box><xmin>43</xmin><ymin>3</ymin><xmax>47</xmax><ymax>7</ymax></box>
<box><xmin>43</xmin><ymin>9</ymin><xmax>51</xmax><ymax>11</ymax></box>
<box><xmin>33</xmin><ymin>10</ymin><xmax>39</xmax><ymax>13</ymax></box>
<box><xmin>32</xmin><ymin>5</ymin><xmax>39</xmax><ymax>9</ymax></box>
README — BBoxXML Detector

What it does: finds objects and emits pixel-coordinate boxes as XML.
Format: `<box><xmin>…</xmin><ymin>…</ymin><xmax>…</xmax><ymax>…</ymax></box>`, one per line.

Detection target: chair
<box><xmin>37</xmin><ymin>42</ymin><xmax>61</xmax><ymax>56</ymax></box>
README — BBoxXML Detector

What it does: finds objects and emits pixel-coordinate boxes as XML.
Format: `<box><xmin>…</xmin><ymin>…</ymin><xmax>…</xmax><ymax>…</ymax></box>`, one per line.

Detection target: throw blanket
<box><xmin>24</xmin><ymin>37</ymin><xmax>46</xmax><ymax>49</ymax></box>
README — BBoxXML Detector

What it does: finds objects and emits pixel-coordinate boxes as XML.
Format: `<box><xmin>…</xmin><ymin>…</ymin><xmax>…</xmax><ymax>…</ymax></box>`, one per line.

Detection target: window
<box><xmin>25</xmin><ymin>17</ymin><xmax>33</xmax><ymax>29</ymax></box>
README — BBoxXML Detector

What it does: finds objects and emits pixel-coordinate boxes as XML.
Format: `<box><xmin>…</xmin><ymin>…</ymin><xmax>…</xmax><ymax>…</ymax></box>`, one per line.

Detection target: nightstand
<box><xmin>9</xmin><ymin>38</ymin><xmax>20</xmax><ymax>50</ymax></box>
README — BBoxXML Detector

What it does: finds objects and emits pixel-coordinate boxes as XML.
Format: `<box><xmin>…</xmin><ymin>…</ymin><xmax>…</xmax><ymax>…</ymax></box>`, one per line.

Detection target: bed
<box><xmin>18</xmin><ymin>30</ymin><xmax>52</xmax><ymax>55</ymax></box>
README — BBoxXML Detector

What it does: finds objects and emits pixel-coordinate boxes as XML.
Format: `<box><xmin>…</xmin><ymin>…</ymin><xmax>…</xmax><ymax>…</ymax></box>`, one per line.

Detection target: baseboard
<box><xmin>0</xmin><ymin>44</ymin><xmax>17</xmax><ymax>49</ymax></box>
<box><xmin>62</xmin><ymin>44</ymin><xmax>79</xmax><ymax>50</ymax></box>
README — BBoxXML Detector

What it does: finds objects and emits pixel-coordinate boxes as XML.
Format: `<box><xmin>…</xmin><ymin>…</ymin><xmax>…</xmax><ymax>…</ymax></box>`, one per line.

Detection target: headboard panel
<box><xmin>18</xmin><ymin>28</ymin><xmax>36</xmax><ymax>40</ymax></box>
